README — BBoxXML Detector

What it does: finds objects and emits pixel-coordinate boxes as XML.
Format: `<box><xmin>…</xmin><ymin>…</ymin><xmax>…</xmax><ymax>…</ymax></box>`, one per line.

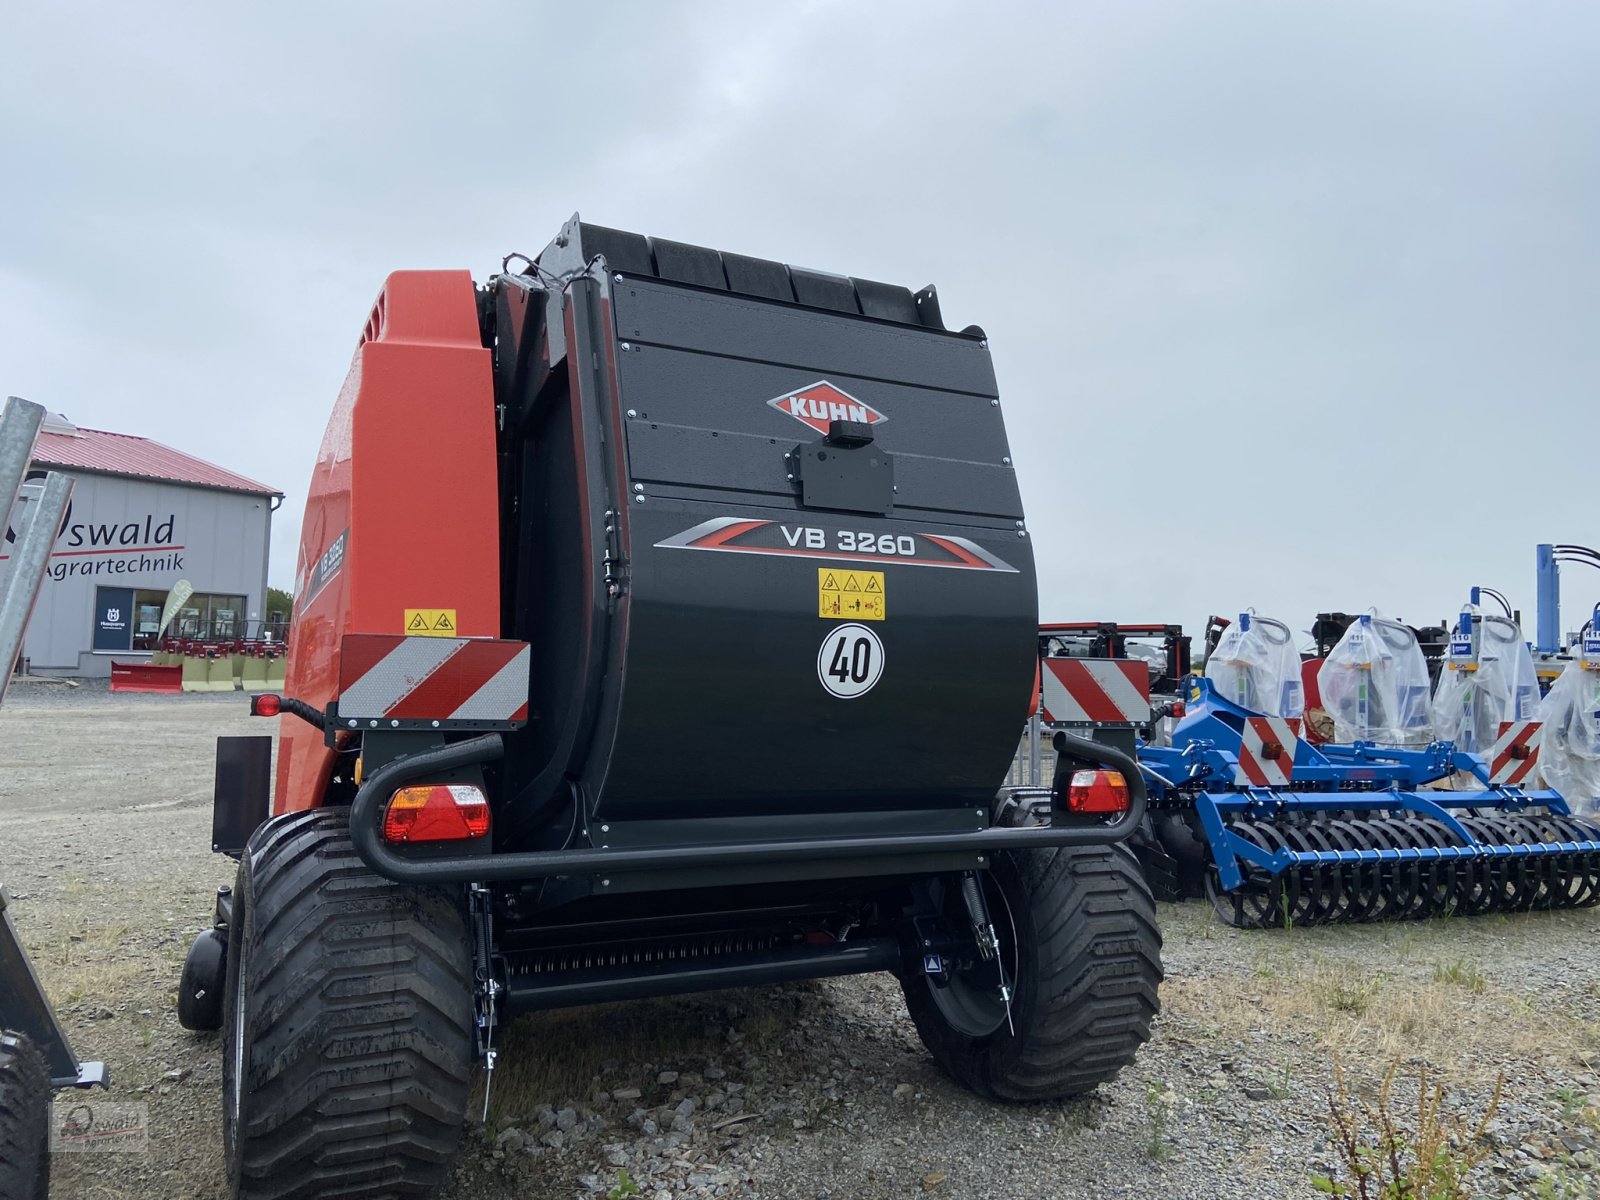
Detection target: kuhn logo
<box><xmin>767</xmin><ymin>381</ymin><xmax>887</xmax><ymax>435</ymax></box>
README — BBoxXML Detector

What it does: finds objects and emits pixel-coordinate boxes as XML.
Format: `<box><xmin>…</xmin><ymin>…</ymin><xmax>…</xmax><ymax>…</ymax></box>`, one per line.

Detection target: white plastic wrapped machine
<box><xmin>1536</xmin><ymin>624</ymin><xmax>1600</xmax><ymax>815</ymax></box>
<box><xmin>1206</xmin><ymin>612</ymin><xmax>1304</xmax><ymax>718</ymax></box>
<box><xmin>1431</xmin><ymin>605</ymin><xmax>1540</xmax><ymax>753</ymax></box>
<box><xmin>1317</xmin><ymin>612</ymin><xmax>1434</xmax><ymax>745</ymax></box>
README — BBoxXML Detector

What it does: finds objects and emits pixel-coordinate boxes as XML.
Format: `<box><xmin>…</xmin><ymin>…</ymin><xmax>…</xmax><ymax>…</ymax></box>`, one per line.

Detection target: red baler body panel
<box><xmin>275</xmin><ymin>271</ymin><xmax>500</xmax><ymax>814</ymax></box>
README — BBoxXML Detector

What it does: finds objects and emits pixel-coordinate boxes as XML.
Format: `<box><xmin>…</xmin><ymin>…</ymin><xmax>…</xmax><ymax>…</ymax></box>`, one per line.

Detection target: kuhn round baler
<box><xmin>178</xmin><ymin>218</ymin><xmax>1162</xmax><ymax>1199</ymax></box>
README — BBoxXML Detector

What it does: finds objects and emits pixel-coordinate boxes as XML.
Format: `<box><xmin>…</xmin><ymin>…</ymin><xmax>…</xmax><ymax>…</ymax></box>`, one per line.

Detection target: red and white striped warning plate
<box><xmin>1486</xmin><ymin>720</ymin><xmax>1542</xmax><ymax>786</ymax></box>
<box><xmin>1233</xmin><ymin>716</ymin><xmax>1303</xmax><ymax>788</ymax></box>
<box><xmin>337</xmin><ymin>635</ymin><xmax>530</xmax><ymax>726</ymax></box>
<box><xmin>1040</xmin><ymin>658</ymin><xmax>1151</xmax><ymax>726</ymax></box>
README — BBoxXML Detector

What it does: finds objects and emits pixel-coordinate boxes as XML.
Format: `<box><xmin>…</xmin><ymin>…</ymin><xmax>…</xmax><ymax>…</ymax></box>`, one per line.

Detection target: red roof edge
<box><xmin>30</xmin><ymin>426</ymin><xmax>281</xmax><ymax>497</ymax></box>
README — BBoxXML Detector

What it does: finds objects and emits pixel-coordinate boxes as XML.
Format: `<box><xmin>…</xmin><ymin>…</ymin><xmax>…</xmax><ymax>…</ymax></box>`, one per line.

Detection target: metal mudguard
<box><xmin>212</xmin><ymin>735</ymin><xmax>273</xmax><ymax>857</ymax></box>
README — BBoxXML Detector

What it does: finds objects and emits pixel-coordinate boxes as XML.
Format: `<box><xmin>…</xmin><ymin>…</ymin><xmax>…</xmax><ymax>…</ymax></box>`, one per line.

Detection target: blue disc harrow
<box><xmin>1139</xmin><ymin>678</ymin><xmax>1600</xmax><ymax>928</ymax></box>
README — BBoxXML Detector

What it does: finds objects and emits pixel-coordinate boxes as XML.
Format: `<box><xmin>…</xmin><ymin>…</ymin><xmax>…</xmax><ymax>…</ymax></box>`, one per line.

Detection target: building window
<box><xmin>93</xmin><ymin>586</ymin><xmax>248</xmax><ymax>651</ymax></box>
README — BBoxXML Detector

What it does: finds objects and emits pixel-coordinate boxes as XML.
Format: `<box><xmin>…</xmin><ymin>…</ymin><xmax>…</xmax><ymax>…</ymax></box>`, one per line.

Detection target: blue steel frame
<box><xmin>1139</xmin><ymin>677</ymin><xmax>1600</xmax><ymax>892</ymax></box>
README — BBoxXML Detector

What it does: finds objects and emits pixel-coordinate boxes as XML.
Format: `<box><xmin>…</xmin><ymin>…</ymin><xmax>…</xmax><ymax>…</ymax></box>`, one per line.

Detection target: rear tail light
<box><xmin>1066</xmin><ymin>769</ymin><xmax>1130</xmax><ymax>815</ymax></box>
<box><xmin>383</xmin><ymin>784</ymin><xmax>491</xmax><ymax>843</ymax></box>
<box><xmin>1168</xmin><ymin>700</ymin><xmax>1186</xmax><ymax>719</ymax></box>
<box><xmin>251</xmin><ymin>694</ymin><xmax>281</xmax><ymax>717</ymax></box>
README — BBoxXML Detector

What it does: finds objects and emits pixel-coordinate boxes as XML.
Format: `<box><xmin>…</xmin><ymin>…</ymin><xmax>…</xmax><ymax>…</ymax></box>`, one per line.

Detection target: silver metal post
<box><xmin>0</xmin><ymin>397</ymin><xmax>45</xmax><ymax>524</ymax></box>
<box><xmin>0</xmin><ymin>397</ymin><xmax>72</xmax><ymax>708</ymax></box>
<box><xmin>1026</xmin><ymin>711</ymin><xmax>1042</xmax><ymax>787</ymax></box>
<box><xmin>0</xmin><ymin>474</ymin><xmax>72</xmax><ymax>706</ymax></box>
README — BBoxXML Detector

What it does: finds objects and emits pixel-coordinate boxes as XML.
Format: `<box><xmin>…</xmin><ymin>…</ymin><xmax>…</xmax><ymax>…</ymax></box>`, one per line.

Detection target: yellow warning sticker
<box><xmin>818</xmin><ymin>568</ymin><xmax>885</xmax><ymax>621</ymax></box>
<box><xmin>404</xmin><ymin>609</ymin><xmax>458</xmax><ymax>637</ymax></box>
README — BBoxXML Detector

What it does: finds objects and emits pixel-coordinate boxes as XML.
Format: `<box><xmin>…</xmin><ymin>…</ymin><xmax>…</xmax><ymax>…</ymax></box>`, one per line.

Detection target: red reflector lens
<box><xmin>252</xmin><ymin>694</ymin><xmax>281</xmax><ymax>717</ymax></box>
<box><xmin>1169</xmin><ymin>701</ymin><xmax>1186</xmax><ymax>718</ymax></box>
<box><xmin>383</xmin><ymin>785</ymin><xmax>491</xmax><ymax>843</ymax></box>
<box><xmin>1066</xmin><ymin>769</ymin><xmax>1130</xmax><ymax>815</ymax></box>
<box><xmin>1261</xmin><ymin>741</ymin><xmax>1284</xmax><ymax>761</ymax></box>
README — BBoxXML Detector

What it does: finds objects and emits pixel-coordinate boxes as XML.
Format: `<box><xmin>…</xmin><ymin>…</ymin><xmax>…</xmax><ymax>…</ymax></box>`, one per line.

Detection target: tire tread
<box><xmin>0</xmin><ymin>1030</ymin><xmax>51</xmax><ymax>1200</ymax></box>
<box><xmin>903</xmin><ymin>843</ymin><xmax>1162</xmax><ymax>1102</ymax></box>
<box><xmin>228</xmin><ymin>808</ymin><xmax>473</xmax><ymax>1200</ymax></box>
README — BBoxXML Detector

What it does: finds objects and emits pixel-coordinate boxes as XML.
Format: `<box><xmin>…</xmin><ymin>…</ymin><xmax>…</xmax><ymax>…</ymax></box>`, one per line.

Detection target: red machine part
<box><xmin>1300</xmin><ymin>657</ymin><xmax>1332</xmax><ymax>744</ymax></box>
<box><xmin>109</xmin><ymin>661</ymin><xmax>182</xmax><ymax>693</ymax></box>
<box><xmin>275</xmin><ymin>272</ymin><xmax>501</xmax><ymax>815</ymax></box>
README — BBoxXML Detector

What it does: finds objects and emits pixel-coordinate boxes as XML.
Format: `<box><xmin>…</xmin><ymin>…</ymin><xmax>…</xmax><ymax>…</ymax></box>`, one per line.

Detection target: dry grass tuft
<box><xmin>1161</xmin><ymin>950</ymin><xmax>1596</xmax><ymax>1088</ymax></box>
<box><xmin>1314</xmin><ymin>1056</ymin><xmax>1501</xmax><ymax>1199</ymax></box>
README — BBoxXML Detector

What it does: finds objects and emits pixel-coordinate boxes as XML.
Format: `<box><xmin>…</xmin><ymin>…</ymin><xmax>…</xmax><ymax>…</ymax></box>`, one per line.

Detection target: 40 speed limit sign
<box><xmin>817</xmin><ymin>623</ymin><xmax>885</xmax><ymax>699</ymax></box>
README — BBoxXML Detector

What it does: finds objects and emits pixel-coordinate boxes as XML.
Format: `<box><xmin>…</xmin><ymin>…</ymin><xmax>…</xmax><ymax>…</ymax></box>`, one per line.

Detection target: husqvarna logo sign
<box><xmin>767</xmin><ymin>381</ymin><xmax>887</xmax><ymax>435</ymax></box>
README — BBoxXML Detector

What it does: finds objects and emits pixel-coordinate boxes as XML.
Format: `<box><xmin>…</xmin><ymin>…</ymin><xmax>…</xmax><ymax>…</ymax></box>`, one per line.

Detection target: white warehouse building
<box><xmin>11</xmin><ymin>413</ymin><xmax>281</xmax><ymax>678</ymax></box>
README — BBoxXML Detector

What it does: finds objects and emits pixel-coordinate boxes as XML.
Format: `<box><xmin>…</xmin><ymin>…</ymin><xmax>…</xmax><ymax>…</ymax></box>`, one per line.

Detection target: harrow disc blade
<box><xmin>1203</xmin><ymin>807</ymin><xmax>1600</xmax><ymax>928</ymax></box>
<box><xmin>1397</xmin><ymin>816</ymin><xmax>1460</xmax><ymax>919</ymax></box>
<box><xmin>1324</xmin><ymin>817</ymin><xmax>1383</xmax><ymax>923</ymax></box>
<box><xmin>1288</xmin><ymin>821</ymin><xmax>1349</xmax><ymax>926</ymax></box>
<box><xmin>1206</xmin><ymin>820</ymin><xmax>1293</xmax><ymax>930</ymax></box>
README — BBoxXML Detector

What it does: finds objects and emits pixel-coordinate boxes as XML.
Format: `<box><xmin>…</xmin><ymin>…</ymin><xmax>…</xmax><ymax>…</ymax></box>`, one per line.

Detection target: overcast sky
<box><xmin>4</xmin><ymin>2</ymin><xmax>1597</xmax><ymax>644</ymax></box>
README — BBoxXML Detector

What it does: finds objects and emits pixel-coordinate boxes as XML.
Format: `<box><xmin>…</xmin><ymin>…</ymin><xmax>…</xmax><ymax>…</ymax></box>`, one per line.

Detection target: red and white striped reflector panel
<box><xmin>337</xmin><ymin>635</ymin><xmax>530</xmax><ymax>727</ymax></box>
<box><xmin>1040</xmin><ymin>658</ymin><xmax>1151</xmax><ymax>726</ymax></box>
<box><xmin>1487</xmin><ymin>720</ymin><xmax>1542</xmax><ymax>786</ymax></box>
<box><xmin>1233</xmin><ymin>716</ymin><xmax>1303</xmax><ymax>788</ymax></box>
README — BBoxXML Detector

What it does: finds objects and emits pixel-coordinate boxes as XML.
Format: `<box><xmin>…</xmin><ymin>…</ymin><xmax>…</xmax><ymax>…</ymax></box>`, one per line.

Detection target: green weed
<box><xmin>1550</xmin><ymin>1085</ymin><xmax>1585</xmax><ymax>1123</ymax></box>
<box><xmin>1265</xmin><ymin>1062</ymin><xmax>1294</xmax><ymax>1100</ymax></box>
<box><xmin>1326</xmin><ymin>976</ymin><xmax>1381</xmax><ymax>1016</ymax></box>
<box><xmin>1144</xmin><ymin>1083</ymin><xmax>1171</xmax><ymax>1161</ymax></box>
<box><xmin>1311</xmin><ymin>1056</ymin><xmax>1501</xmax><ymax>1200</ymax></box>
<box><xmin>1430</xmin><ymin>959</ymin><xmax>1485</xmax><ymax>993</ymax></box>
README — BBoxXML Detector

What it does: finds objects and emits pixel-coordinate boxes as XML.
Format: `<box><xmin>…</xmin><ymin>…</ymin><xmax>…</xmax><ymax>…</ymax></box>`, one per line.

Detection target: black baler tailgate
<box><xmin>601</xmin><ymin>496</ymin><xmax>1036</xmax><ymax>818</ymax></box>
<box><xmin>586</xmin><ymin>278</ymin><xmax>1036</xmax><ymax>819</ymax></box>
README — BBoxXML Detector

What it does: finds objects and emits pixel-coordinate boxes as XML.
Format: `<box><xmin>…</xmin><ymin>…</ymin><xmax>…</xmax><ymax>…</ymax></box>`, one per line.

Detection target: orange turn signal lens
<box><xmin>382</xmin><ymin>784</ymin><xmax>491</xmax><ymax>843</ymax></box>
<box><xmin>1066</xmin><ymin>769</ymin><xmax>1130</xmax><ymax>815</ymax></box>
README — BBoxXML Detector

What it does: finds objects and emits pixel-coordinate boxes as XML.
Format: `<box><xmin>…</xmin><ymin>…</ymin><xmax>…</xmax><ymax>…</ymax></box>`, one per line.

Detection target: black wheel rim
<box><xmin>924</xmin><ymin>873</ymin><xmax>1021</xmax><ymax>1038</ymax></box>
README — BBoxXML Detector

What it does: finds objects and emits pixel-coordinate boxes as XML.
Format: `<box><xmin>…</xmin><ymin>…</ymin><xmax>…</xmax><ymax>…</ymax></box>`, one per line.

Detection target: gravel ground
<box><xmin>2</xmin><ymin>682</ymin><xmax>1598</xmax><ymax>1199</ymax></box>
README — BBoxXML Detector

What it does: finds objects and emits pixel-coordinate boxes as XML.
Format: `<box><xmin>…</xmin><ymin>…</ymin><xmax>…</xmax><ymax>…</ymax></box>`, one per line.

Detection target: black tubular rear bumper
<box><xmin>347</xmin><ymin>733</ymin><xmax>1147</xmax><ymax>885</ymax></box>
